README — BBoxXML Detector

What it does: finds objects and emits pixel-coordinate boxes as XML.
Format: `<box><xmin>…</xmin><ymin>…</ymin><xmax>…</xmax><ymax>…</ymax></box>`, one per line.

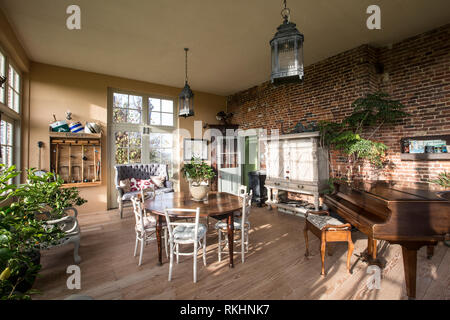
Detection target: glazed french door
<box><xmin>217</xmin><ymin>135</ymin><xmax>242</xmax><ymax>195</ymax></box>
<box><xmin>108</xmin><ymin>89</ymin><xmax>175</xmax><ymax>209</ymax></box>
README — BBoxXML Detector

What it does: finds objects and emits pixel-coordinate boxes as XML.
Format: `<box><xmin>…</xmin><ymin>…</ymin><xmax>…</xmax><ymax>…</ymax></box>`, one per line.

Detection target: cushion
<box><xmin>306</xmin><ymin>214</ymin><xmax>348</xmax><ymax>231</ymax></box>
<box><xmin>136</xmin><ymin>216</ymin><xmax>157</xmax><ymax>230</ymax></box>
<box><xmin>119</xmin><ymin>179</ymin><xmax>131</xmax><ymax>193</ymax></box>
<box><xmin>129</xmin><ymin>178</ymin><xmax>156</xmax><ymax>192</ymax></box>
<box><xmin>151</xmin><ymin>175</ymin><xmax>166</xmax><ymax>188</ymax></box>
<box><xmin>129</xmin><ymin>178</ymin><xmax>140</xmax><ymax>192</ymax></box>
<box><xmin>215</xmin><ymin>218</ymin><xmax>250</xmax><ymax>230</ymax></box>
<box><xmin>173</xmin><ymin>224</ymin><xmax>207</xmax><ymax>241</ymax></box>
<box><xmin>122</xmin><ymin>188</ymin><xmax>174</xmax><ymax>201</ymax></box>
<box><xmin>139</xmin><ymin>178</ymin><xmax>155</xmax><ymax>190</ymax></box>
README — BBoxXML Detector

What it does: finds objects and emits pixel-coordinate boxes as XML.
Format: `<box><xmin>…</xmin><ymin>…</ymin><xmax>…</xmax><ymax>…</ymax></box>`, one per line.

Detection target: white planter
<box><xmin>189</xmin><ymin>183</ymin><xmax>209</xmax><ymax>201</ymax></box>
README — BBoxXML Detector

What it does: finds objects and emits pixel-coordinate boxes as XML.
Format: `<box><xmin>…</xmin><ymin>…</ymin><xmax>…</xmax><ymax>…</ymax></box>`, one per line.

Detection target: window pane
<box><xmin>6</xmin><ymin>122</ymin><xmax>12</xmax><ymax>145</ymax></box>
<box><xmin>149</xmin><ymin>98</ymin><xmax>161</xmax><ymax>112</ymax></box>
<box><xmin>127</xmin><ymin>109</ymin><xmax>142</xmax><ymax>124</ymax></box>
<box><xmin>150</xmin><ymin>112</ymin><xmax>161</xmax><ymax>125</ymax></box>
<box><xmin>8</xmin><ymin>66</ymin><xmax>13</xmax><ymax>87</ymax></box>
<box><xmin>149</xmin><ymin>133</ymin><xmax>161</xmax><ymax>148</ymax></box>
<box><xmin>161</xmin><ymin>133</ymin><xmax>173</xmax><ymax>148</ymax></box>
<box><xmin>129</xmin><ymin>95</ymin><xmax>142</xmax><ymax>110</ymax></box>
<box><xmin>149</xmin><ymin>149</ymin><xmax>161</xmax><ymax>163</ymax></box>
<box><xmin>13</xmin><ymin>92</ymin><xmax>19</xmax><ymax>112</ymax></box>
<box><xmin>14</xmin><ymin>72</ymin><xmax>19</xmax><ymax>92</ymax></box>
<box><xmin>161</xmin><ymin>113</ymin><xmax>173</xmax><ymax>126</ymax></box>
<box><xmin>115</xmin><ymin>131</ymin><xmax>129</xmax><ymax>147</ymax></box>
<box><xmin>0</xmin><ymin>53</ymin><xmax>4</xmax><ymax>104</ymax></box>
<box><xmin>0</xmin><ymin>53</ymin><xmax>4</xmax><ymax>76</ymax></box>
<box><xmin>0</xmin><ymin>120</ymin><xmax>13</xmax><ymax>169</ymax></box>
<box><xmin>161</xmin><ymin>149</ymin><xmax>172</xmax><ymax>164</ymax></box>
<box><xmin>161</xmin><ymin>99</ymin><xmax>173</xmax><ymax>113</ymax></box>
<box><xmin>113</xmin><ymin>93</ymin><xmax>128</xmax><ymax>109</ymax></box>
<box><xmin>1</xmin><ymin>121</ymin><xmax>6</xmax><ymax>145</ymax></box>
<box><xmin>128</xmin><ymin>132</ymin><xmax>142</xmax><ymax>146</ymax></box>
<box><xmin>115</xmin><ymin>148</ymin><xmax>128</xmax><ymax>164</ymax></box>
<box><xmin>113</xmin><ymin>108</ymin><xmax>126</xmax><ymax>123</ymax></box>
<box><xmin>129</xmin><ymin>148</ymin><xmax>141</xmax><ymax>163</ymax></box>
<box><xmin>7</xmin><ymin>87</ymin><xmax>13</xmax><ymax>109</ymax></box>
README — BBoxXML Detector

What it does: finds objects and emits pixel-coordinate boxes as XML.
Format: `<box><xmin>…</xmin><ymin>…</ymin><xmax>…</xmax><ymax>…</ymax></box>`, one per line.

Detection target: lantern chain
<box><xmin>184</xmin><ymin>48</ymin><xmax>189</xmax><ymax>84</ymax></box>
<box><xmin>281</xmin><ymin>0</ymin><xmax>290</xmax><ymax>22</ymax></box>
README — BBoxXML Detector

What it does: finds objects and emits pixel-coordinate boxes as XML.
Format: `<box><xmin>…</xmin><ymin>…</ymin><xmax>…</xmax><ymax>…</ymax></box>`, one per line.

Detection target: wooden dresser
<box><xmin>262</xmin><ymin>132</ymin><xmax>329</xmax><ymax>211</ymax></box>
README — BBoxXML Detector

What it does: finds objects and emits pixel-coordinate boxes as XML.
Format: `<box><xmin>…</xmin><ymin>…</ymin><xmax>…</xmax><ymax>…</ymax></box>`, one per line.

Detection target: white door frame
<box><xmin>106</xmin><ymin>87</ymin><xmax>176</xmax><ymax>209</ymax></box>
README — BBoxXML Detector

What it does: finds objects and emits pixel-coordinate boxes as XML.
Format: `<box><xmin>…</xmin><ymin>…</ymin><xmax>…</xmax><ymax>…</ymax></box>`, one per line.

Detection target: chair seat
<box><xmin>173</xmin><ymin>224</ymin><xmax>207</xmax><ymax>241</ymax></box>
<box><xmin>306</xmin><ymin>214</ymin><xmax>348</xmax><ymax>231</ymax></box>
<box><xmin>122</xmin><ymin>188</ymin><xmax>174</xmax><ymax>201</ymax></box>
<box><xmin>215</xmin><ymin>218</ymin><xmax>250</xmax><ymax>230</ymax></box>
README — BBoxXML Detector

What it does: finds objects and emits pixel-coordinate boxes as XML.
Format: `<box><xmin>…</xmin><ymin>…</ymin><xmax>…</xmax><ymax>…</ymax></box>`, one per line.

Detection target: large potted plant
<box><xmin>0</xmin><ymin>165</ymin><xmax>86</xmax><ymax>300</ymax></box>
<box><xmin>319</xmin><ymin>92</ymin><xmax>409</xmax><ymax>183</ymax></box>
<box><xmin>181</xmin><ymin>157</ymin><xmax>216</xmax><ymax>201</ymax></box>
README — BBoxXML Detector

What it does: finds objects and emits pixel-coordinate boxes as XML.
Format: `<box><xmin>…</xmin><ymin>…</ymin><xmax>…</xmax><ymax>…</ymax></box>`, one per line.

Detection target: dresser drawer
<box><xmin>288</xmin><ymin>182</ymin><xmax>317</xmax><ymax>193</ymax></box>
<box><xmin>267</xmin><ymin>180</ymin><xmax>288</xmax><ymax>189</ymax></box>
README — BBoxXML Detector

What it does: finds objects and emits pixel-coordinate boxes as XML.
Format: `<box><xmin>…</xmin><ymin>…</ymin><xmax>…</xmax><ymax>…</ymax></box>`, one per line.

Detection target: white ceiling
<box><xmin>1</xmin><ymin>0</ymin><xmax>449</xmax><ymax>95</ymax></box>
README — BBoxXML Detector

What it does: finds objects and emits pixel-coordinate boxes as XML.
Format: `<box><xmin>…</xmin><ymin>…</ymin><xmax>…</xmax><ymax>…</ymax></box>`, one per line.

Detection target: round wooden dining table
<box><xmin>144</xmin><ymin>191</ymin><xmax>243</xmax><ymax>268</ymax></box>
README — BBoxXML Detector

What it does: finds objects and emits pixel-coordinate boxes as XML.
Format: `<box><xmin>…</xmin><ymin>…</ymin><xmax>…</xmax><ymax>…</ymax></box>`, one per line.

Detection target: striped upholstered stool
<box><xmin>303</xmin><ymin>210</ymin><xmax>354</xmax><ymax>275</ymax></box>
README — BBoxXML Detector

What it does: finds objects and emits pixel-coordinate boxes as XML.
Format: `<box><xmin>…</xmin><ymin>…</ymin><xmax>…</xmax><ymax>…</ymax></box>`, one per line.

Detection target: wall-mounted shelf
<box><xmin>400</xmin><ymin>134</ymin><xmax>450</xmax><ymax>161</ymax></box>
<box><xmin>49</xmin><ymin>132</ymin><xmax>102</xmax><ymax>187</ymax></box>
<box><xmin>400</xmin><ymin>153</ymin><xmax>450</xmax><ymax>161</ymax></box>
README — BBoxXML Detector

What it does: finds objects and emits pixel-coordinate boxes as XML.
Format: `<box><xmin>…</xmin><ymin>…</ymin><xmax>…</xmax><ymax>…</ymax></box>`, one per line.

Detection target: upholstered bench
<box><xmin>304</xmin><ymin>210</ymin><xmax>354</xmax><ymax>275</ymax></box>
<box><xmin>114</xmin><ymin>164</ymin><xmax>174</xmax><ymax>218</ymax></box>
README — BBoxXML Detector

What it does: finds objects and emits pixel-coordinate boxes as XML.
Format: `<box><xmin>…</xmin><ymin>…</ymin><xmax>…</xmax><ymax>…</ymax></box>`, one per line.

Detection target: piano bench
<box><xmin>304</xmin><ymin>210</ymin><xmax>354</xmax><ymax>275</ymax></box>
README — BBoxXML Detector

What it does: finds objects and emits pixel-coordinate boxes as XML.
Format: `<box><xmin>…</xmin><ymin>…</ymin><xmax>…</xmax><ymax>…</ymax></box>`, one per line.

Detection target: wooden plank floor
<box><xmin>32</xmin><ymin>206</ymin><xmax>449</xmax><ymax>300</ymax></box>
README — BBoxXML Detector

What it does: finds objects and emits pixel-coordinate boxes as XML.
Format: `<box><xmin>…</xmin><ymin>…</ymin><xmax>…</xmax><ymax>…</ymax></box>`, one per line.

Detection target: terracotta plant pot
<box><xmin>189</xmin><ymin>183</ymin><xmax>209</xmax><ymax>201</ymax></box>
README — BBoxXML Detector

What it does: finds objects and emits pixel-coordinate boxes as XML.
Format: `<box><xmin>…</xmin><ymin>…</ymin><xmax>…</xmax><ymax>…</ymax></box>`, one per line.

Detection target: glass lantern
<box><xmin>270</xmin><ymin>17</ymin><xmax>304</xmax><ymax>84</ymax></box>
<box><xmin>178</xmin><ymin>83</ymin><xmax>194</xmax><ymax>118</ymax></box>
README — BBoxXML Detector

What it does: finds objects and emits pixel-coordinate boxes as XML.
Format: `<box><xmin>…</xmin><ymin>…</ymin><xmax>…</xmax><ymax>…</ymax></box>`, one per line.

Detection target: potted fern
<box><xmin>181</xmin><ymin>157</ymin><xmax>216</xmax><ymax>201</ymax></box>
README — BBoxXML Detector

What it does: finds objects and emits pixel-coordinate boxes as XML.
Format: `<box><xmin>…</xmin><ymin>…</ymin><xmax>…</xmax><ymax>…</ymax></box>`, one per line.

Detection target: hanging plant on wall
<box><xmin>319</xmin><ymin>92</ymin><xmax>409</xmax><ymax>182</ymax></box>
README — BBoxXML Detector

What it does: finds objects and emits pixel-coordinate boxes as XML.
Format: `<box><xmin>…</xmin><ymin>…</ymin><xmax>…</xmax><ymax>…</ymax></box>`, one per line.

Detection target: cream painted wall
<box><xmin>28</xmin><ymin>62</ymin><xmax>226</xmax><ymax>213</ymax></box>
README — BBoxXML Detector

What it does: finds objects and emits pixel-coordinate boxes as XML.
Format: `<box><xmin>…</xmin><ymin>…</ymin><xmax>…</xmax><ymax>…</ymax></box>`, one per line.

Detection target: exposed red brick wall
<box><xmin>227</xmin><ymin>24</ymin><xmax>450</xmax><ymax>187</ymax></box>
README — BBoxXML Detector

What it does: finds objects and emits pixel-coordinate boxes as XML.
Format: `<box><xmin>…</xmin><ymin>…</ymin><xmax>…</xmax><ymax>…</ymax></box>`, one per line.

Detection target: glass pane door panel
<box><xmin>114</xmin><ymin>131</ymin><xmax>142</xmax><ymax>164</ymax></box>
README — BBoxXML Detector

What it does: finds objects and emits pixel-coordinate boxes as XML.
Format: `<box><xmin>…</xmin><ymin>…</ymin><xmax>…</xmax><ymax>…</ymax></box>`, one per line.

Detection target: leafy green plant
<box><xmin>181</xmin><ymin>157</ymin><xmax>216</xmax><ymax>186</ymax></box>
<box><xmin>319</xmin><ymin>92</ymin><xmax>408</xmax><ymax>182</ymax></box>
<box><xmin>430</xmin><ymin>171</ymin><xmax>450</xmax><ymax>188</ymax></box>
<box><xmin>0</xmin><ymin>165</ymin><xmax>86</xmax><ymax>300</ymax></box>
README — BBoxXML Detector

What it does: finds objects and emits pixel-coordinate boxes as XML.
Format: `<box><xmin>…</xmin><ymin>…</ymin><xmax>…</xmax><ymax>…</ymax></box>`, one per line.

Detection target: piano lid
<box><xmin>340</xmin><ymin>180</ymin><xmax>448</xmax><ymax>202</ymax></box>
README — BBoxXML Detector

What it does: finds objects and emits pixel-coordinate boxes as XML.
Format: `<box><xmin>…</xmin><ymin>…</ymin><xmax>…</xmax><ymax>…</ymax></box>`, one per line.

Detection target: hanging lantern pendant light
<box><xmin>270</xmin><ymin>0</ymin><xmax>304</xmax><ymax>84</ymax></box>
<box><xmin>179</xmin><ymin>48</ymin><xmax>195</xmax><ymax>118</ymax></box>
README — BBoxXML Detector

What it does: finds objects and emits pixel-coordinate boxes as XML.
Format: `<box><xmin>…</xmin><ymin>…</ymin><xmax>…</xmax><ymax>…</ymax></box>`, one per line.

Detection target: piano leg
<box><xmin>401</xmin><ymin>246</ymin><xmax>417</xmax><ymax>300</ymax></box>
<box><xmin>367</xmin><ymin>238</ymin><xmax>377</xmax><ymax>260</ymax></box>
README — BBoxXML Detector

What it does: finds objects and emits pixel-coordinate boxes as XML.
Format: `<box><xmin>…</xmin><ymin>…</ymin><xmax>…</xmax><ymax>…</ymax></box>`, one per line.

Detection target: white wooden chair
<box><xmin>131</xmin><ymin>195</ymin><xmax>168</xmax><ymax>266</ymax></box>
<box><xmin>164</xmin><ymin>207</ymin><xmax>207</xmax><ymax>283</ymax></box>
<box><xmin>215</xmin><ymin>187</ymin><xmax>252</xmax><ymax>263</ymax></box>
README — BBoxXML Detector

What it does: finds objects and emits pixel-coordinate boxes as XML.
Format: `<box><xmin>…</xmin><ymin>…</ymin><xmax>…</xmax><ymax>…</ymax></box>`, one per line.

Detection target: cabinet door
<box><xmin>266</xmin><ymin>140</ymin><xmax>282</xmax><ymax>180</ymax></box>
<box><xmin>287</xmin><ymin>139</ymin><xmax>313</xmax><ymax>181</ymax></box>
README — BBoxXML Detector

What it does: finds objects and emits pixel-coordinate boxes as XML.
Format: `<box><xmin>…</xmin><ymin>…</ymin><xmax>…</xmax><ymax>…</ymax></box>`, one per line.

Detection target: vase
<box><xmin>189</xmin><ymin>183</ymin><xmax>209</xmax><ymax>201</ymax></box>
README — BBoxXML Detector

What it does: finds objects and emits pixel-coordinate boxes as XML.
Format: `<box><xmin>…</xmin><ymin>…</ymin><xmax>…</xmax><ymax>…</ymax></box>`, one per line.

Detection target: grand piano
<box><xmin>324</xmin><ymin>181</ymin><xmax>450</xmax><ymax>299</ymax></box>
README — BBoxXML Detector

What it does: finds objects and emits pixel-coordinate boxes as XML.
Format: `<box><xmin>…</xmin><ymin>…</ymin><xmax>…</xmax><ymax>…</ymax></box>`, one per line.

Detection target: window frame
<box><xmin>0</xmin><ymin>50</ymin><xmax>6</xmax><ymax>105</ymax></box>
<box><xmin>108</xmin><ymin>88</ymin><xmax>177</xmax><ymax>175</ymax></box>
<box><xmin>7</xmin><ymin>63</ymin><xmax>21</xmax><ymax>113</ymax></box>
<box><xmin>0</xmin><ymin>45</ymin><xmax>22</xmax><ymax>183</ymax></box>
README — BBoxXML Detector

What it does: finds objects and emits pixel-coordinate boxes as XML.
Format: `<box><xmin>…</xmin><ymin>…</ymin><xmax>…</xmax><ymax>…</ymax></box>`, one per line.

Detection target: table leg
<box><xmin>156</xmin><ymin>215</ymin><xmax>163</xmax><ymax>266</ymax></box>
<box><xmin>227</xmin><ymin>213</ymin><xmax>234</xmax><ymax>268</ymax></box>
